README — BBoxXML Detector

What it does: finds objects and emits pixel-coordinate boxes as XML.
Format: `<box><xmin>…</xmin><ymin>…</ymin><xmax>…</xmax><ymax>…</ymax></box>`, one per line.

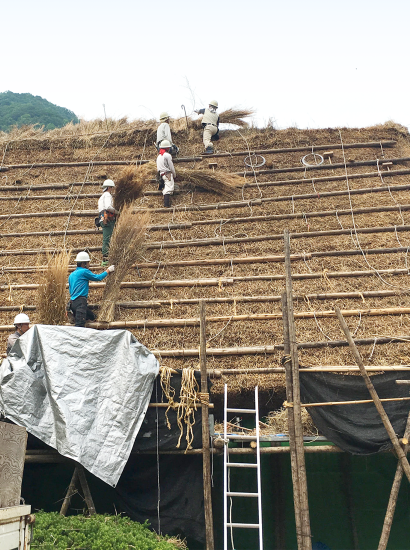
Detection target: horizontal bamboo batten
<box><xmin>204</xmin><ymin>140</ymin><xmax>396</xmax><ymax>158</ymax></box>
<box><xmin>3</xmin><ymin>246</ymin><xmax>410</xmax><ymax>273</ymax></box>
<box><xmin>3</xmin><ymin>224</ymin><xmax>410</xmax><ymax>256</ymax></box>
<box><xmin>2</xmin><ymin>267</ymin><xmax>410</xmax><ymax>292</ymax></box>
<box><xmin>0</xmin><ymin>156</ymin><xmax>203</xmax><ymax>172</ymax></box>
<box><xmin>236</xmin><ymin>156</ymin><xmax>410</xmax><ymax>177</ymax></box>
<box><xmin>0</xmin><ymin>306</ymin><xmax>409</xmax><ymax>332</ymax></box>
<box><xmin>1</xmin><ymin>289</ymin><xmax>408</xmax><ymax>313</ymax></box>
<box><xmin>2</xmin><ymin>202</ymin><xmax>410</xmax><ymax>234</ymax></box>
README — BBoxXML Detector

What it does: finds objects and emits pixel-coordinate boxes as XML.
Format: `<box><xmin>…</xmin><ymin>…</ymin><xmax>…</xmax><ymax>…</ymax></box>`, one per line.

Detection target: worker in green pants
<box><xmin>98</xmin><ymin>179</ymin><xmax>118</xmax><ymax>266</ymax></box>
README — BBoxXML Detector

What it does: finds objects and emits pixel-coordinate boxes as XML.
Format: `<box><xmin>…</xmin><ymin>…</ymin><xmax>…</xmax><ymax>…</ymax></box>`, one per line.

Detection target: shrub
<box><xmin>31</xmin><ymin>512</ymin><xmax>187</xmax><ymax>550</ymax></box>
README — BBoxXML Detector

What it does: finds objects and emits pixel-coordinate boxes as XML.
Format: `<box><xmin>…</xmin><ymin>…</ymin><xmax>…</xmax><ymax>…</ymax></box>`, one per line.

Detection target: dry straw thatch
<box><xmin>266</xmin><ymin>407</ymin><xmax>318</xmax><ymax>437</ymax></box>
<box><xmin>113</xmin><ymin>166</ymin><xmax>146</xmax><ymax>211</ymax></box>
<box><xmin>36</xmin><ymin>250</ymin><xmax>70</xmax><ymax>325</ymax></box>
<box><xmin>176</xmin><ymin>168</ymin><xmax>243</xmax><ymax>199</ymax></box>
<box><xmin>98</xmin><ymin>206</ymin><xmax>149</xmax><ymax>322</ymax></box>
<box><xmin>219</xmin><ymin>108</ymin><xmax>255</xmax><ymax>127</ymax></box>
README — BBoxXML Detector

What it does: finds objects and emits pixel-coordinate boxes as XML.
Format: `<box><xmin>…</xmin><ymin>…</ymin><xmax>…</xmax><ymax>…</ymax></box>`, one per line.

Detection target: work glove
<box><xmin>107</xmin><ymin>265</ymin><xmax>115</xmax><ymax>273</ymax></box>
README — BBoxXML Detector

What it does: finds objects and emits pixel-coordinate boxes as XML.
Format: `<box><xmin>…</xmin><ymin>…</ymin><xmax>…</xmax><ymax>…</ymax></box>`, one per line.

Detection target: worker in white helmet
<box><xmin>195</xmin><ymin>100</ymin><xmax>219</xmax><ymax>154</ymax></box>
<box><xmin>98</xmin><ymin>179</ymin><xmax>118</xmax><ymax>266</ymax></box>
<box><xmin>156</xmin><ymin>112</ymin><xmax>178</xmax><ymax>156</ymax></box>
<box><xmin>68</xmin><ymin>251</ymin><xmax>115</xmax><ymax>327</ymax></box>
<box><xmin>156</xmin><ymin>140</ymin><xmax>176</xmax><ymax>208</ymax></box>
<box><xmin>6</xmin><ymin>313</ymin><xmax>30</xmax><ymax>354</ymax></box>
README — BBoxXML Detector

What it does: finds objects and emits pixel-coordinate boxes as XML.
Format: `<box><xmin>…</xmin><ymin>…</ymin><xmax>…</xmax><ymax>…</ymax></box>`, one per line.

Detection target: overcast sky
<box><xmin>2</xmin><ymin>0</ymin><xmax>409</xmax><ymax>129</ymax></box>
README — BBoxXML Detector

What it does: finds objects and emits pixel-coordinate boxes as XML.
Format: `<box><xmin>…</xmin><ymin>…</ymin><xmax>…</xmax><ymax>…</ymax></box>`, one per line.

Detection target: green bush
<box><xmin>31</xmin><ymin>512</ymin><xmax>187</xmax><ymax>550</ymax></box>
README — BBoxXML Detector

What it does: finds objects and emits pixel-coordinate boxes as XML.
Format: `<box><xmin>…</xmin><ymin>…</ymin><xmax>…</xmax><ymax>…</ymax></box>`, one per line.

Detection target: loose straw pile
<box><xmin>36</xmin><ymin>250</ymin><xmax>70</xmax><ymax>325</ymax></box>
<box><xmin>113</xmin><ymin>166</ymin><xmax>146</xmax><ymax>211</ymax></box>
<box><xmin>160</xmin><ymin>366</ymin><xmax>200</xmax><ymax>451</ymax></box>
<box><xmin>267</xmin><ymin>407</ymin><xmax>318</xmax><ymax>437</ymax></box>
<box><xmin>98</xmin><ymin>205</ymin><xmax>149</xmax><ymax>322</ymax></box>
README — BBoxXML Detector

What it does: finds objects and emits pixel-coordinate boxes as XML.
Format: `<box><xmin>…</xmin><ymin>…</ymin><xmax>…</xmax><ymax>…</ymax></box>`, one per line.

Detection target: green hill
<box><xmin>0</xmin><ymin>91</ymin><xmax>79</xmax><ymax>132</ymax></box>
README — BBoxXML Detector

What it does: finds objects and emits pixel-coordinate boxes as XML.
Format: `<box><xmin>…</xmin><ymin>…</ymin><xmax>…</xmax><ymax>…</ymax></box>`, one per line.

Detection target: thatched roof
<box><xmin>1</xmin><ymin>119</ymin><xmax>410</xmax><ymax>418</ymax></box>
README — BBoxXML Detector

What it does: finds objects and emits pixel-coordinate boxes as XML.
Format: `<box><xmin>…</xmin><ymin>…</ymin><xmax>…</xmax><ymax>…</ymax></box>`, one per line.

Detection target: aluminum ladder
<box><xmin>223</xmin><ymin>384</ymin><xmax>263</xmax><ymax>550</ymax></box>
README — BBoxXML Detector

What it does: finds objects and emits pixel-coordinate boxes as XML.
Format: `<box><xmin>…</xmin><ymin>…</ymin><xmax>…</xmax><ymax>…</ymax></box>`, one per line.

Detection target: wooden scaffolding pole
<box><xmin>199</xmin><ymin>301</ymin><xmax>215</xmax><ymax>550</ymax></box>
<box><xmin>60</xmin><ymin>465</ymin><xmax>96</xmax><ymax>516</ymax></box>
<box><xmin>281</xmin><ymin>292</ymin><xmax>303</xmax><ymax>550</ymax></box>
<box><xmin>377</xmin><ymin>411</ymin><xmax>410</xmax><ymax>550</ymax></box>
<box><xmin>334</xmin><ymin>306</ymin><xmax>410</xmax><ymax>484</ymax></box>
<box><xmin>284</xmin><ymin>230</ymin><xmax>312</xmax><ymax>550</ymax></box>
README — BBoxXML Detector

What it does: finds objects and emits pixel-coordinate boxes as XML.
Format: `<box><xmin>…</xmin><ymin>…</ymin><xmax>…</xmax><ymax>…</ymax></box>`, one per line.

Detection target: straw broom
<box><xmin>98</xmin><ymin>205</ymin><xmax>149</xmax><ymax>322</ymax></box>
<box><xmin>36</xmin><ymin>250</ymin><xmax>70</xmax><ymax>325</ymax></box>
<box><xmin>114</xmin><ymin>164</ymin><xmax>154</xmax><ymax>211</ymax></box>
<box><xmin>175</xmin><ymin>168</ymin><xmax>242</xmax><ymax>199</ymax></box>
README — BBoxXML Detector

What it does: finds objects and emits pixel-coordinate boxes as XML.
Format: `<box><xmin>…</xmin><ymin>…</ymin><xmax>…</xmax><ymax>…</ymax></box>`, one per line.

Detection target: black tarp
<box><xmin>115</xmin><ymin>370</ymin><xmax>206</xmax><ymax>543</ymax></box>
<box><xmin>300</xmin><ymin>371</ymin><xmax>410</xmax><ymax>454</ymax></box>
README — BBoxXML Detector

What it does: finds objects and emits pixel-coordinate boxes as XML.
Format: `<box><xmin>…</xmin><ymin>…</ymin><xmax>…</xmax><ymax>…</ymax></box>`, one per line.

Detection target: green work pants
<box><xmin>101</xmin><ymin>219</ymin><xmax>115</xmax><ymax>257</ymax></box>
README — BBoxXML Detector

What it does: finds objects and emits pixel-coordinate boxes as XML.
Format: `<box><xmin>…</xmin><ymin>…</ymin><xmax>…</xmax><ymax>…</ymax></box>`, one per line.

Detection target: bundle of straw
<box><xmin>98</xmin><ymin>205</ymin><xmax>149</xmax><ymax>322</ymax></box>
<box><xmin>266</xmin><ymin>407</ymin><xmax>318</xmax><ymax>436</ymax></box>
<box><xmin>219</xmin><ymin>108</ymin><xmax>255</xmax><ymax>128</ymax></box>
<box><xmin>36</xmin><ymin>250</ymin><xmax>70</xmax><ymax>325</ymax></box>
<box><xmin>113</xmin><ymin>163</ymin><xmax>155</xmax><ymax>211</ymax></box>
<box><xmin>176</xmin><ymin>168</ymin><xmax>242</xmax><ymax>199</ymax></box>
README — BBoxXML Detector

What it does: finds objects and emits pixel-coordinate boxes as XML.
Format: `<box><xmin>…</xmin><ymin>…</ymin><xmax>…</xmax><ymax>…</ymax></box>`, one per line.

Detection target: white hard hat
<box><xmin>209</xmin><ymin>100</ymin><xmax>218</xmax><ymax>108</ymax></box>
<box><xmin>102</xmin><ymin>179</ymin><xmax>115</xmax><ymax>188</ymax></box>
<box><xmin>160</xmin><ymin>140</ymin><xmax>171</xmax><ymax>148</ymax></box>
<box><xmin>159</xmin><ymin>112</ymin><xmax>170</xmax><ymax>121</ymax></box>
<box><xmin>14</xmin><ymin>313</ymin><xmax>30</xmax><ymax>325</ymax></box>
<box><xmin>75</xmin><ymin>251</ymin><xmax>91</xmax><ymax>262</ymax></box>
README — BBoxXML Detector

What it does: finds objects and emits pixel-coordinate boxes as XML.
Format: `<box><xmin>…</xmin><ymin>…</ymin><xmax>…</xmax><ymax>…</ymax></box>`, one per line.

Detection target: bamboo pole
<box><xmin>199</xmin><ymin>301</ymin><xmax>214</xmax><ymax>550</ymax></box>
<box><xmin>3</xmin><ymin>202</ymin><xmax>410</xmax><ymax>237</ymax></box>
<box><xmin>0</xmin><ymin>156</ymin><xmax>202</xmax><ymax>171</ymax></box>
<box><xmin>334</xmin><ymin>306</ymin><xmax>410</xmax><ymax>484</ymax></box>
<box><xmin>2</xmin><ymin>306</ymin><xmax>410</xmax><ymax>332</ymax></box>
<box><xmin>3</xmin><ymin>245</ymin><xmax>410</xmax><ymax>273</ymax></box>
<box><xmin>1</xmin><ymin>289</ymin><xmax>410</xmax><ymax>313</ymax></box>
<box><xmin>377</xmin><ymin>412</ymin><xmax>410</xmax><ymax>550</ymax></box>
<box><xmin>236</xmin><ymin>156</ymin><xmax>410</xmax><ymax>177</ymax></box>
<box><xmin>282</xmin><ymin>292</ymin><xmax>303</xmax><ymax>550</ymax></box>
<box><xmin>292</xmin><ymin>397</ymin><xmax>410</xmax><ymax>408</ymax></box>
<box><xmin>284</xmin><ymin>230</ymin><xmax>312</xmax><ymax>550</ymax></box>
<box><xmin>204</xmin><ymin>141</ymin><xmax>396</xmax><ymax>159</ymax></box>
<box><xmin>243</xmin><ymin>167</ymin><xmax>410</xmax><ymax>190</ymax></box>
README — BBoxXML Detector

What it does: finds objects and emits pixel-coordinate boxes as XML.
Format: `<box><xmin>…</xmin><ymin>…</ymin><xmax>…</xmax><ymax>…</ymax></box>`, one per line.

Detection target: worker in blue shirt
<box><xmin>68</xmin><ymin>251</ymin><xmax>115</xmax><ymax>327</ymax></box>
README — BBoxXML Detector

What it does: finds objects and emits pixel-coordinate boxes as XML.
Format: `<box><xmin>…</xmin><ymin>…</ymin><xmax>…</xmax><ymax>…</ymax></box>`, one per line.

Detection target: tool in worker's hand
<box><xmin>181</xmin><ymin>105</ymin><xmax>189</xmax><ymax>133</ymax></box>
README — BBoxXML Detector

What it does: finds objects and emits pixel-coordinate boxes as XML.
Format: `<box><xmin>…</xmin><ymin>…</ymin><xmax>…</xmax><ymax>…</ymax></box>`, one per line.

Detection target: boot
<box><xmin>164</xmin><ymin>194</ymin><xmax>171</xmax><ymax>208</ymax></box>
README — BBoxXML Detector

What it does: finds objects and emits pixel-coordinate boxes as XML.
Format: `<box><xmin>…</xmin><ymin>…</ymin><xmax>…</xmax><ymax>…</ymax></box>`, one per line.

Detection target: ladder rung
<box><xmin>226</xmin><ymin>408</ymin><xmax>256</xmax><ymax>414</ymax></box>
<box><xmin>226</xmin><ymin>523</ymin><xmax>260</xmax><ymax>529</ymax></box>
<box><xmin>227</xmin><ymin>462</ymin><xmax>258</xmax><ymax>468</ymax></box>
<box><xmin>226</xmin><ymin>434</ymin><xmax>257</xmax><ymax>440</ymax></box>
<box><xmin>227</xmin><ymin>492</ymin><xmax>259</xmax><ymax>497</ymax></box>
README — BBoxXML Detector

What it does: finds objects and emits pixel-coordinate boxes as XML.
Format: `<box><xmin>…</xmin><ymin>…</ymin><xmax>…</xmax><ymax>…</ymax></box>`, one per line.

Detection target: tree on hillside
<box><xmin>0</xmin><ymin>91</ymin><xmax>79</xmax><ymax>132</ymax></box>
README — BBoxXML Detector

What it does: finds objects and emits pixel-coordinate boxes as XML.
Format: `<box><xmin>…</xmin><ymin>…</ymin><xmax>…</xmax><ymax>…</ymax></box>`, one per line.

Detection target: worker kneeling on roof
<box><xmin>98</xmin><ymin>179</ymin><xmax>118</xmax><ymax>267</ymax></box>
<box><xmin>156</xmin><ymin>140</ymin><xmax>176</xmax><ymax>209</ymax></box>
<box><xmin>195</xmin><ymin>100</ymin><xmax>219</xmax><ymax>154</ymax></box>
<box><xmin>156</xmin><ymin>112</ymin><xmax>178</xmax><ymax>156</ymax></box>
<box><xmin>68</xmin><ymin>252</ymin><xmax>115</xmax><ymax>328</ymax></box>
<box><xmin>6</xmin><ymin>313</ymin><xmax>30</xmax><ymax>355</ymax></box>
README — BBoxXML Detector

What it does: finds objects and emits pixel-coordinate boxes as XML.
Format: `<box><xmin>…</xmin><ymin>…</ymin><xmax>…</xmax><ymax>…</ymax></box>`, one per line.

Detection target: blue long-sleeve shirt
<box><xmin>68</xmin><ymin>267</ymin><xmax>108</xmax><ymax>301</ymax></box>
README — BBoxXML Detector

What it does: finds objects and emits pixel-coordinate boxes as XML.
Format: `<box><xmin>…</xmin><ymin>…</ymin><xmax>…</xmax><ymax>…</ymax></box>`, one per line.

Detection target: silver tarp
<box><xmin>0</xmin><ymin>325</ymin><xmax>159</xmax><ymax>486</ymax></box>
